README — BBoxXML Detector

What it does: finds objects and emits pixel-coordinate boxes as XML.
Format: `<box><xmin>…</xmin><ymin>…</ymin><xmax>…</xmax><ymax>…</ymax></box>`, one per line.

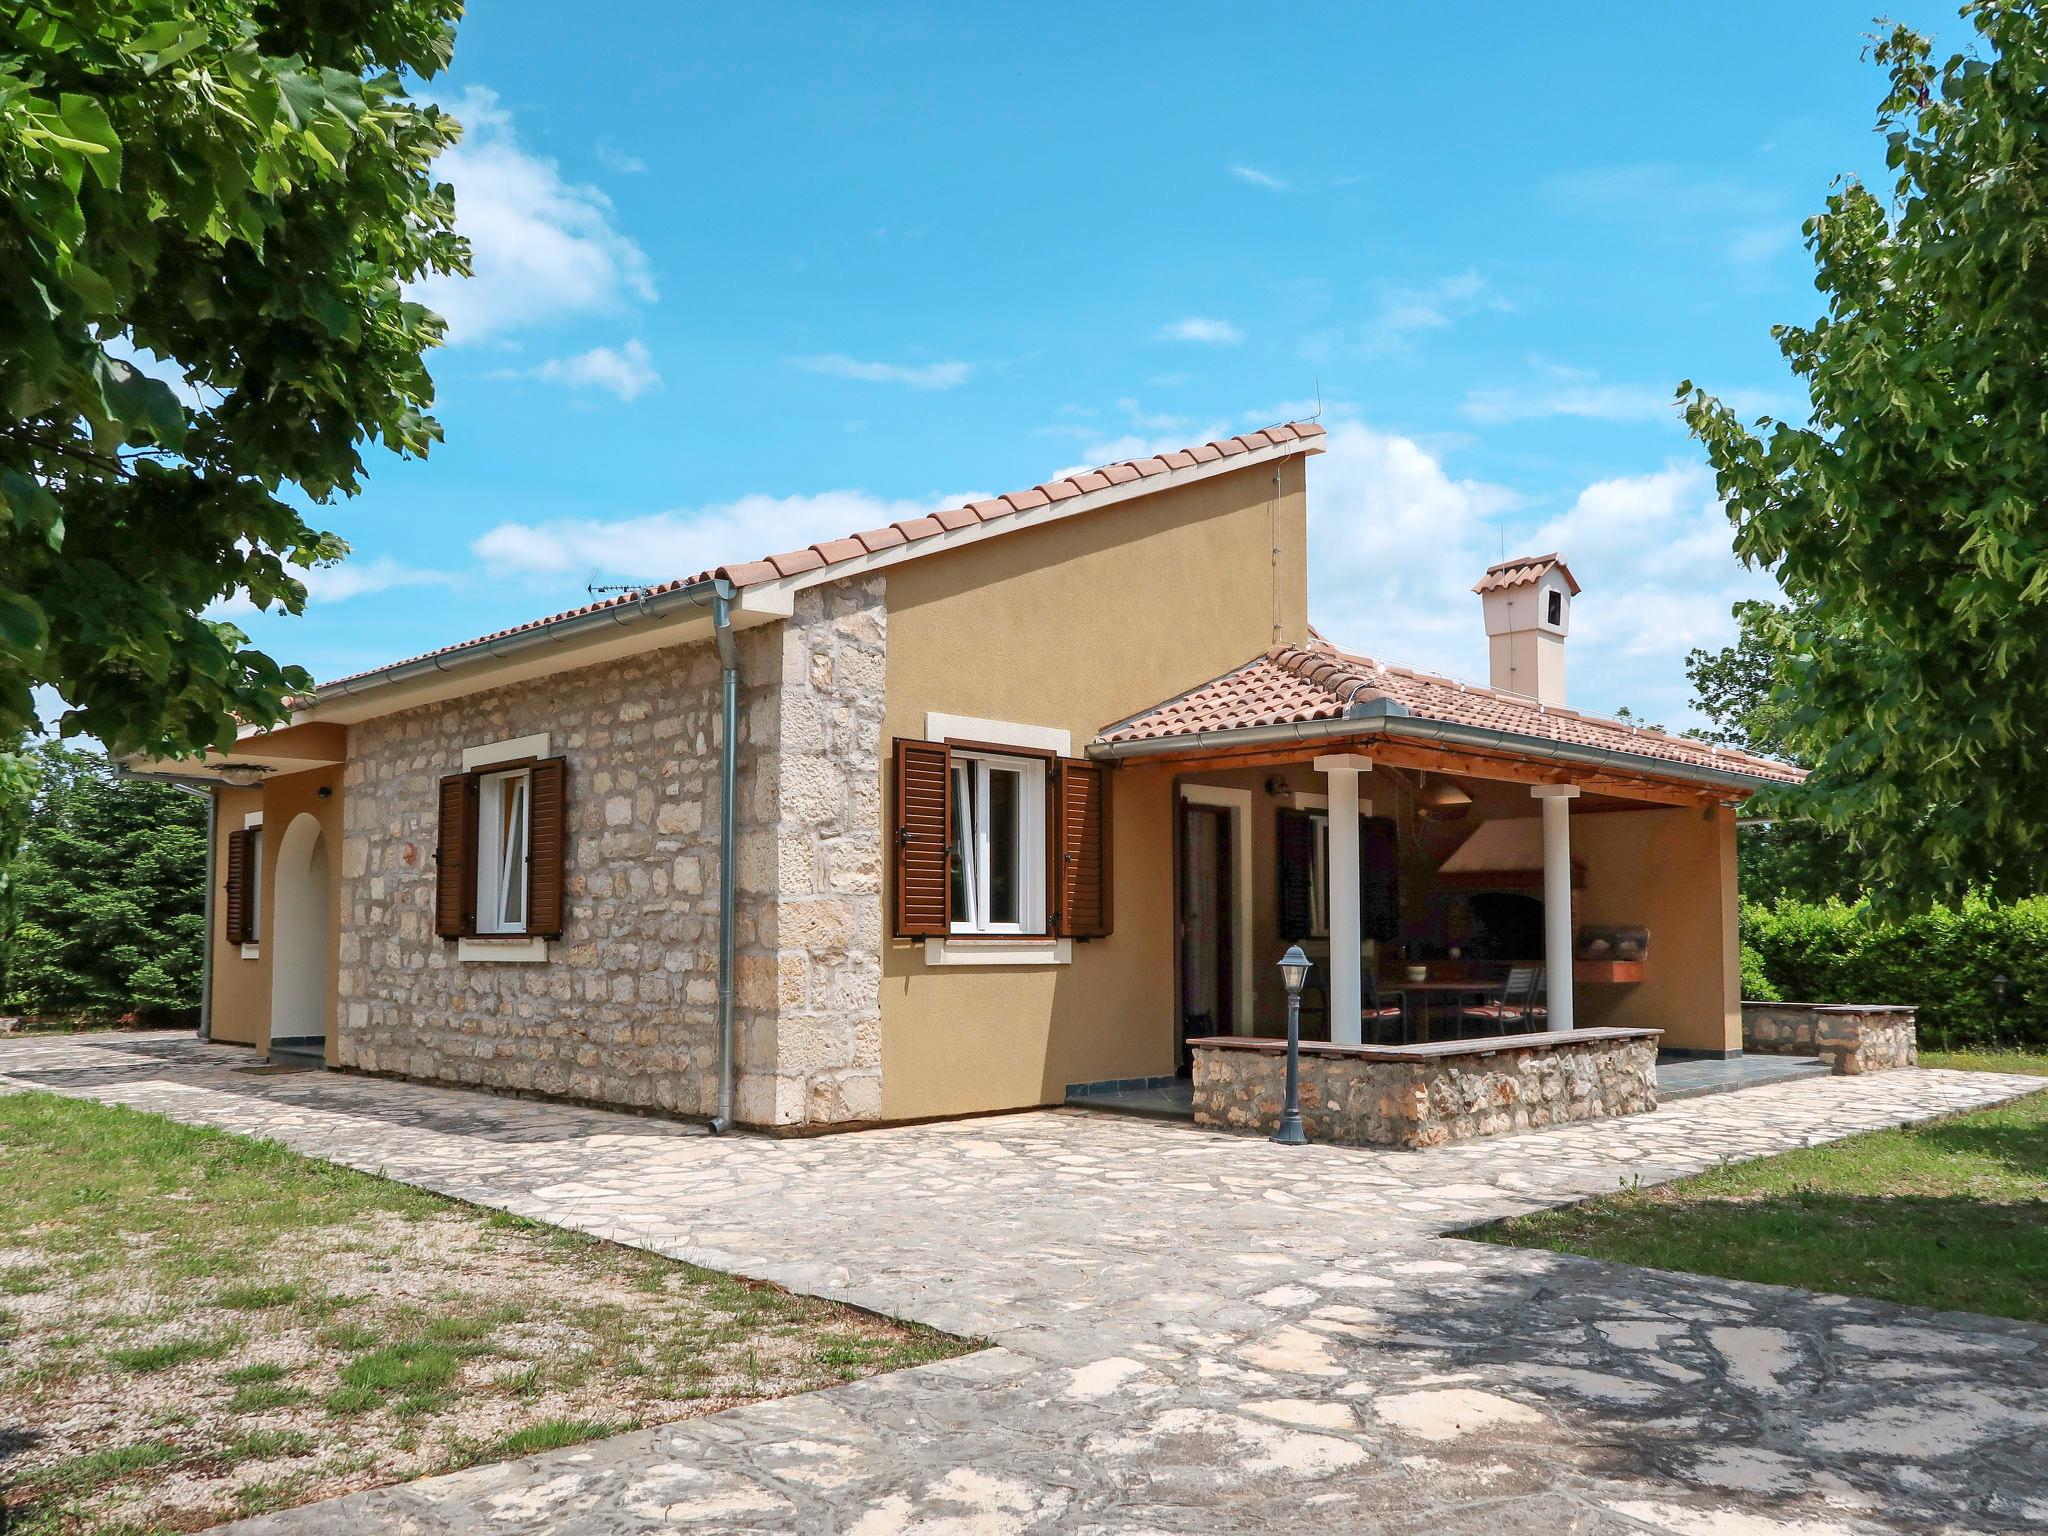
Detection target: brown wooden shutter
<box><xmin>1053</xmin><ymin>758</ymin><xmax>1112</xmax><ymax>938</ymax></box>
<box><xmin>893</xmin><ymin>739</ymin><xmax>952</xmax><ymax>937</ymax></box>
<box><xmin>525</xmin><ymin>756</ymin><xmax>568</xmax><ymax>938</ymax></box>
<box><xmin>223</xmin><ymin>825</ymin><xmax>252</xmax><ymax>946</ymax></box>
<box><xmin>435</xmin><ymin>772</ymin><xmax>478</xmax><ymax>939</ymax></box>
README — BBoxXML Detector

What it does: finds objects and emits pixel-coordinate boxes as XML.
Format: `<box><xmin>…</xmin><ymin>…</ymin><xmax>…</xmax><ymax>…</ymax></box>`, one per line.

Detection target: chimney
<box><xmin>1473</xmin><ymin>553</ymin><xmax>1579</xmax><ymax>705</ymax></box>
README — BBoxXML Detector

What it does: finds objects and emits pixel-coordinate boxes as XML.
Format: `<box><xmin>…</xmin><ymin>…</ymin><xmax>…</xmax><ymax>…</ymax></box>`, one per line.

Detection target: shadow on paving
<box><xmin>24</xmin><ymin>1036</ymin><xmax>711</xmax><ymax>1150</ymax></box>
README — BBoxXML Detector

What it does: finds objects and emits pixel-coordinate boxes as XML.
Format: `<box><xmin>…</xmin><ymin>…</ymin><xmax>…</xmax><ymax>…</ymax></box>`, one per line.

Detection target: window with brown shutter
<box><xmin>892</xmin><ymin>738</ymin><xmax>952</xmax><ymax>936</ymax></box>
<box><xmin>434</xmin><ymin>772</ymin><xmax>477</xmax><ymax>938</ymax></box>
<box><xmin>1053</xmin><ymin>758</ymin><xmax>1112</xmax><ymax>938</ymax></box>
<box><xmin>222</xmin><ymin>825</ymin><xmax>255</xmax><ymax>946</ymax></box>
<box><xmin>524</xmin><ymin>757</ymin><xmax>568</xmax><ymax>938</ymax></box>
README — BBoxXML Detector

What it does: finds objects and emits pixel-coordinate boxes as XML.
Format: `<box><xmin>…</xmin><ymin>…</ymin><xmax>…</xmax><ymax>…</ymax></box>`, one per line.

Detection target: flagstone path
<box><xmin>3</xmin><ymin>1032</ymin><xmax>2043</xmax><ymax>1535</ymax></box>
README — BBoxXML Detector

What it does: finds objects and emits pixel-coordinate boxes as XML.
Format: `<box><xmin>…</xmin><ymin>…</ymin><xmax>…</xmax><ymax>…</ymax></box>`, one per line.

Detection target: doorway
<box><xmin>1178</xmin><ymin>800</ymin><xmax>1235</xmax><ymax>1065</ymax></box>
<box><xmin>268</xmin><ymin>812</ymin><xmax>332</xmax><ymax>1058</ymax></box>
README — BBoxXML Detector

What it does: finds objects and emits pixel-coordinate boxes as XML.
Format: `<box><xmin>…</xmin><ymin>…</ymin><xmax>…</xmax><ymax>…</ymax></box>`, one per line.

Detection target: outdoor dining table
<box><xmin>1387</xmin><ymin>978</ymin><xmax>1496</xmax><ymax>1043</ymax></box>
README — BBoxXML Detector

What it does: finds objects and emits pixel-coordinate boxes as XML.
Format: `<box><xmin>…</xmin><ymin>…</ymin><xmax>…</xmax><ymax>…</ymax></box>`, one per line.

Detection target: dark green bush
<box><xmin>1743</xmin><ymin>896</ymin><xmax>2048</xmax><ymax>1049</ymax></box>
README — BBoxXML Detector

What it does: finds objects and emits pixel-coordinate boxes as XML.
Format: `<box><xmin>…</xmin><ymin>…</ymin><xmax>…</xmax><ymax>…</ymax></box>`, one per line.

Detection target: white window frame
<box><xmin>948</xmin><ymin>749</ymin><xmax>1046</xmax><ymax>937</ymax></box>
<box><xmin>474</xmin><ymin>765</ymin><xmax>532</xmax><ymax>937</ymax></box>
<box><xmin>458</xmin><ymin>733</ymin><xmax>551</xmax><ymax>964</ymax></box>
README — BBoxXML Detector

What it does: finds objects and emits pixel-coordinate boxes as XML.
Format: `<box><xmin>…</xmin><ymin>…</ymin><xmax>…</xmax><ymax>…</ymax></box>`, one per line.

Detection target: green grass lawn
<box><xmin>0</xmin><ymin>1090</ymin><xmax>971</xmax><ymax>1535</ymax></box>
<box><xmin>1479</xmin><ymin>1050</ymin><xmax>2048</xmax><ymax>1324</ymax></box>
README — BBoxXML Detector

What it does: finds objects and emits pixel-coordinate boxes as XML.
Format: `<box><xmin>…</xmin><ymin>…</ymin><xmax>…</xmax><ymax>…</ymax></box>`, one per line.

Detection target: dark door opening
<box><xmin>1177</xmin><ymin>801</ymin><xmax>1234</xmax><ymax>1070</ymax></box>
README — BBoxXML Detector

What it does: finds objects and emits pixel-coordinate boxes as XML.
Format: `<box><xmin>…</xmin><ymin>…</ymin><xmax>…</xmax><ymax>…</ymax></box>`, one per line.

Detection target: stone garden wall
<box><xmin>335</xmin><ymin>576</ymin><xmax>885</xmax><ymax>1128</ymax></box>
<box><xmin>1190</xmin><ymin>1029</ymin><xmax>1661</xmax><ymax>1149</ymax></box>
<box><xmin>1741</xmin><ymin>1002</ymin><xmax>1918</xmax><ymax>1075</ymax></box>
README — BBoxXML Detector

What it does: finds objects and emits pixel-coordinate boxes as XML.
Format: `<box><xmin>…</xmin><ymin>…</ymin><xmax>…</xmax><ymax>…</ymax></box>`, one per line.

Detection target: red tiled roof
<box><xmin>320</xmin><ymin>422</ymin><xmax>1326</xmax><ymax>690</ymax></box>
<box><xmin>1096</xmin><ymin>642</ymin><xmax>1803</xmax><ymax>787</ymax></box>
<box><xmin>1473</xmin><ymin>552</ymin><xmax>1580</xmax><ymax>596</ymax></box>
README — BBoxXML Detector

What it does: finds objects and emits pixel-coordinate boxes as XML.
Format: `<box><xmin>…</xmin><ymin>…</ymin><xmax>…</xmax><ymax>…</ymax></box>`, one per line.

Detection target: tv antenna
<box><xmin>586</xmin><ymin>575</ymin><xmax>656</xmax><ymax>600</ymax></box>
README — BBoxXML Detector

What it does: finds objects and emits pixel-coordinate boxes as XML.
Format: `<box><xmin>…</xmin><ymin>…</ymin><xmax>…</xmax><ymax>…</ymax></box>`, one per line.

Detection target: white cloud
<box><xmin>1367</xmin><ymin>269</ymin><xmax>1510</xmax><ymax>349</ymax></box>
<box><xmin>1230</xmin><ymin>164</ymin><xmax>1290</xmax><ymax>191</ymax></box>
<box><xmin>472</xmin><ymin>490</ymin><xmax>951</xmax><ymax>582</ymax></box>
<box><xmin>412</xmin><ymin>87</ymin><xmax>656</xmax><ymax>343</ymax></box>
<box><xmin>1463</xmin><ymin>365</ymin><xmax>1797</xmax><ymax>427</ymax></box>
<box><xmin>207</xmin><ymin>556</ymin><xmax>455</xmax><ymax>618</ymax></box>
<box><xmin>1727</xmin><ymin>225</ymin><xmax>1795</xmax><ymax>265</ymax></box>
<box><xmin>497</xmin><ymin>339</ymin><xmax>661</xmax><ymax>401</ymax></box>
<box><xmin>1157</xmin><ymin>317</ymin><xmax>1243</xmax><ymax>345</ymax></box>
<box><xmin>1304</xmin><ymin>425</ymin><xmax>1772</xmax><ymax>728</ymax></box>
<box><xmin>1305</xmin><ymin>420</ymin><xmax>1520</xmax><ymax>677</ymax></box>
<box><xmin>1463</xmin><ymin>378</ymin><xmax>1675</xmax><ymax>426</ymax></box>
<box><xmin>790</xmin><ymin>354</ymin><xmax>972</xmax><ymax>390</ymax></box>
<box><xmin>595</xmin><ymin>140</ymin><xmax>647</xmax><ymax>175</ymax></box>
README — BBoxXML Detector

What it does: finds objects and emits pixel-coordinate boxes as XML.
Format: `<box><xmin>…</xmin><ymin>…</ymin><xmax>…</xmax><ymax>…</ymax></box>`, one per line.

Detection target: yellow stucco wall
<box><xmin>207</xmin><ymin>785</ymin><xmax>268</xmax><ymax>1048</ymax></box>
<box><xmin>1573</xmin><ymin>805</ymin><xmax>1741</xmax><ymax>1053</ymax></box>
<box><xmin>878</xmin><ymin>456</ymin><xmax>1312</xmax><ymax>1120</ymax></box>
<box><xmin>204</xmin><ymin>768</ymin><xmax>346</xmax><ymax>1061</ymax></box>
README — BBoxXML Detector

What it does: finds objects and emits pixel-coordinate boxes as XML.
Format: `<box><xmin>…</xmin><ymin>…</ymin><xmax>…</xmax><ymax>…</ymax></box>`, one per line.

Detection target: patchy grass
<box><xmin>1479</xmin><ymin>1051</ymin><xmax>2048</xmax><ymax>1324</ymax></box>
<box><xmin>0</xmin><ymin>1090</ymin><xmax>975</xmax><ymax>1534</ymax></box>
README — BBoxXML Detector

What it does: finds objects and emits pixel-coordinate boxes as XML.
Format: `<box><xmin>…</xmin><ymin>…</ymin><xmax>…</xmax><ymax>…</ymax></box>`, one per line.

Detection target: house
<box><xmin>126</xmin><ymin>420</ymin><xmax>1800</xmax><ymax>1131</ymax></box>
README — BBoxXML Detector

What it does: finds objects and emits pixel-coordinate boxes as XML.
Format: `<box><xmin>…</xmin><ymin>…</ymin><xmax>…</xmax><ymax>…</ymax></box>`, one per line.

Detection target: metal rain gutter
<box><xmin>708</xmin><ymin>578</ymin><xmax>741</xmax><ymax>1135</ymax></box>
<box><xmin>314</xmin><ymin>577</ymin><xmax>723</xmax><ymax>706</ymax></box>
<box><xmin>1088</xmin><ymin>697</ymin><xmax>1788</xmax><ymax>795</ymax></box>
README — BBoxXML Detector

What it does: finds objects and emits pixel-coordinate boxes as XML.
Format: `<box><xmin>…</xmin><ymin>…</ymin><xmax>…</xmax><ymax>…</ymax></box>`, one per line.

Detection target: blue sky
<box><xmin>225</xmin><ymin>1</ymin><xmax>1943</xmax><ymax>728</ymax></box>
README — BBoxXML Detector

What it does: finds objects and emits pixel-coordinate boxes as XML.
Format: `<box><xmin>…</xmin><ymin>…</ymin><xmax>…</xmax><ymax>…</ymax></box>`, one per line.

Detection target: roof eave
<box><xmin>1089</xmin><ymin>710</ymin><xmax>1799</xmax><ymax>795</ymax></box>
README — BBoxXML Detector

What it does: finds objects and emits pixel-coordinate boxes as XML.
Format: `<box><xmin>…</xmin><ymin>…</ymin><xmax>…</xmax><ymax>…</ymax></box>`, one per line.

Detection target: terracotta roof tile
<box><xmin>1096</xmin><ymin>641</ymin><xmax>1803</xmax><ymax>789</ymax></box>
<box><xmin>318</xmin><ymin>420</ymin><xmax>1326</xmax><ymax>691</ymax></box>
<box><xmin>852</xmin><ymin>526</ymin><xmax>907</xmax><ymax>554</ymax></box>
<box><xmin>1474</xmin><ymin>552</ymin><xmax>1582</xmax><ymax>596</ymax></box>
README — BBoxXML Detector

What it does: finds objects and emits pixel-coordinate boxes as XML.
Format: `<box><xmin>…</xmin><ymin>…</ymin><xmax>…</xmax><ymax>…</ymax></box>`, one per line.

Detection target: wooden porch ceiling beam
<box><xmin>1128</xmin><ymin>733</ymin><xmax>1733</xmax><ymax>809</ymax></box>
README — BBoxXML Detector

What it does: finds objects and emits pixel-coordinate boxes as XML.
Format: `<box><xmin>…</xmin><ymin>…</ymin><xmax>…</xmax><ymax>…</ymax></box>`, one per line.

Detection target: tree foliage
<box><xmin>2</xmin><ymin>738</ymin><xmax>205</xmax><ymax>1019</ymax></box>
<box><xmin>0</xmin><ymin>0</ymin><xmax>467</xmax><ymax>786</ymax></box>
<box><xmin>1682</xmin><ymin>0</ymin><xmax>2048</xmax><ymax>909</ymax></box>
<box><xmin>1684</xmin><ymin>601</ymin><xmax>1870</xmax><ymax>904</ymax></box>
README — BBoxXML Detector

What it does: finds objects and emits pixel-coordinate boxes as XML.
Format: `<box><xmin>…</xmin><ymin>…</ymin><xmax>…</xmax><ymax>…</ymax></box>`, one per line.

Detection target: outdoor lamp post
<box><xmin>1274</xmin><ymin>944</ymin><xmax>1312</xmax><ymax>1146</ymax></box>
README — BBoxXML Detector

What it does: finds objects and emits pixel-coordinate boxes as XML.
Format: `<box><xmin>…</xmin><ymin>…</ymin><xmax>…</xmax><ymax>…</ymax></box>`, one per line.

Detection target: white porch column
<box><xmin>1531</xmin><ymin>785</ymin><xmax>1580</xmax><ymax>1032</ymax></box>
<box><xmin>1314</xmin><ymin>755</ymin><xmax>1373</xmax><ymax>1046</ymax></box>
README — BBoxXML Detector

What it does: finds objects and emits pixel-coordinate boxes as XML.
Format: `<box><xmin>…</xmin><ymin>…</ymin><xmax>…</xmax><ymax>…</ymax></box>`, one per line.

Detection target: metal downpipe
<box><xmin>709</xmin><ymin>580</ymin><xmax>740</xmax><ymax>1134</ymax></box>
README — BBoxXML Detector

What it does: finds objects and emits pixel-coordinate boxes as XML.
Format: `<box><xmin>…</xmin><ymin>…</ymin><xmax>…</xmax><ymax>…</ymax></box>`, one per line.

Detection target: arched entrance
<box><xmin>268</xmin><ymin>812</ymin><xmax>332</xmax><ymax>1064</ymax></box>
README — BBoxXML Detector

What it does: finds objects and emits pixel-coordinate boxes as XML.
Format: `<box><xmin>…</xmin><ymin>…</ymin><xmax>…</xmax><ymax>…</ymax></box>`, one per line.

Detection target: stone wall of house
<box><xmin>335</xmin><ymin>576</ymin><xmax>885</xmax><ymax>1127</ymax></box>
<box><xmin>1742</xmin><ymin>1002</ymin><xmax>1918</xmax><ymax>1075</ymax></box>
<box><xmin>737</xmin><ymin>577</ymin><xmax>886</xmax><ymax>1126</ymax></box>
<box><xmin>1190</xmin><ymin>1032</ymin><xmax>1660</xmax><ymax>1148</ymax></box>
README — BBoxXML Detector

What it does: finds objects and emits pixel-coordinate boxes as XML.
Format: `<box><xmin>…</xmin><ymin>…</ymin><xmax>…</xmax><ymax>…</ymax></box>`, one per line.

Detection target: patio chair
<box><xmin>1362</xmin><ymin>974</ymin><xmax>1406</xmax><ymax>1046</ymax></box>
<box><xmin>1458</xmin><ymin>964</ymin><xmax>1542</xmax><ymax>1036</ymax></box>
<box><xmin>1523</xmin><ymin>967</ymin><xmax>1548</xmax><ymax>1028</ymax></box>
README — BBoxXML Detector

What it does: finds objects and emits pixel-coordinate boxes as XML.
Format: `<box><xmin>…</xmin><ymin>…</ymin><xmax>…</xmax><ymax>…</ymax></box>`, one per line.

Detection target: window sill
<box><xmin>240</xmin><ymin>944</ymin><xmax>260</xmax><ymax>961</ymax></box>
<box><xmin>457</xmin><ymin>936</ymin><xmax>549</xmax><ymax>964</ymax></box>
<box><xmin>924</xmin><ymin>937</ymin><xmax>1072</xmax><ymax>967</ymax></box>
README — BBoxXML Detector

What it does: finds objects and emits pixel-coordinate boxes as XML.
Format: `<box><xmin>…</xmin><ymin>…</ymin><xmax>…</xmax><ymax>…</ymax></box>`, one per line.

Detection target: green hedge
<box><xmin>1742</xmin><ymin>896</ymin><xmax>2048</xmax><ymax>1049</ymax></box>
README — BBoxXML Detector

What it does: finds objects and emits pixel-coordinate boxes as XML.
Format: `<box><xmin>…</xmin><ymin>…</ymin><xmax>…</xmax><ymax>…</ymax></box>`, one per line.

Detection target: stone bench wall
<box><xmin>1741</xmin><ymin>1003</ymin><xmax>1917</xmax><ymax>1075</ymax></box>
<box><xmin>1190</xmin><ymin>1030</ymin><xmax>1660</xmax><ymax>1150</ymax></box>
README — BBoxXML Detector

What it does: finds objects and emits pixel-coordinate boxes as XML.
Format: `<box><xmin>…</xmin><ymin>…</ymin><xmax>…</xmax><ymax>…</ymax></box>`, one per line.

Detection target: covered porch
<box><xmin>1078</xmin><ymin>637</ymin><xmax>1805</xmax><ymax>1137</ymax></box>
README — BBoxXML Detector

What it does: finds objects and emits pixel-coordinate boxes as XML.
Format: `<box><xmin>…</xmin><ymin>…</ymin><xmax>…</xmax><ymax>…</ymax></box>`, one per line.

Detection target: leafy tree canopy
<box><xmin>1685</xmin><ymin>601</ymin><xmax>1870</xmax><ymax>904</ymax></box>
<box><xmin>1</xmin><ymin>738</ymin><xmax>204</xmax><ymax>1018</ymax></box>
<box><xmin>1683</xmin><ymin>0</ymin><xmax>2048</xmax><ymax>910</ymax></box>
<box><xmin>0</xmin><ymin>0</ymin><xmax>467</xmax><ymax>780</ymax></box>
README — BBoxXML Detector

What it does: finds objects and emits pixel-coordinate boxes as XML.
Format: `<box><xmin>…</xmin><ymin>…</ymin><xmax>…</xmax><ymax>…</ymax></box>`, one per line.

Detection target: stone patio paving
<box><xmin>3</xmin><ymin>1032</ymin><xmax>2044</xmax><ymax>1535</ymax></box>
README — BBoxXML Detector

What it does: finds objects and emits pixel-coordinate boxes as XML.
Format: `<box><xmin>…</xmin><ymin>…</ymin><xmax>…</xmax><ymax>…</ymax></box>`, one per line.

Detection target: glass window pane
<box><xmin>499</xmin><ymin>777</ymin><xmax>527</xmax><ymax>928</ymax></box>
<box><xmin>951</xmin><ymin>763</ymin><xmax>976</xmax><ymax>928</ymax></box>
<box><xmin>986</xmin><ymin>767</ymin><xmax>1020</xmax><ymax>926</ymax></box>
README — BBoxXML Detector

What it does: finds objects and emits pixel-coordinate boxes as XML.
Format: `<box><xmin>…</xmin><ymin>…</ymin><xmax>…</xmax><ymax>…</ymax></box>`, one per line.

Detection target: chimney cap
<box><xmin>1473</xmin><ymin>552</ymin><xmax>1581</xmax><ymax>596</ymax></box>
